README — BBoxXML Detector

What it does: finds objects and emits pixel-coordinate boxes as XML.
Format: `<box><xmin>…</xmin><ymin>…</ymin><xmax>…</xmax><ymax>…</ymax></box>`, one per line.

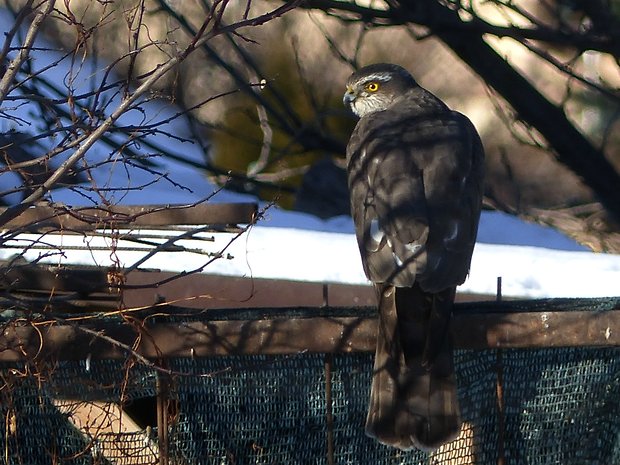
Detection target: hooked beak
<box><xmin>343</xmin><ymin>86</ymin><xmax>356</xmax><ymax>107</ymax></box>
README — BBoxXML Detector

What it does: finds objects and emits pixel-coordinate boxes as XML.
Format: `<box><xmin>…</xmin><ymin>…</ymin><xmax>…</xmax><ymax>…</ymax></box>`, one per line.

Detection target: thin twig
<box><xmin>246</xmin><ymin>73</ymin><xmax>272</xmax><ymax>177</ymax></box>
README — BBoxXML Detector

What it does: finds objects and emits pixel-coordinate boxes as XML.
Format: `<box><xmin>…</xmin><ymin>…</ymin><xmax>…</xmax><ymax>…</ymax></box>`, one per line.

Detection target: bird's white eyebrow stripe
<box><xmin>357</xmin><ymin>72</ymin><xmax>392</xmax><ymax>83</ymax></box>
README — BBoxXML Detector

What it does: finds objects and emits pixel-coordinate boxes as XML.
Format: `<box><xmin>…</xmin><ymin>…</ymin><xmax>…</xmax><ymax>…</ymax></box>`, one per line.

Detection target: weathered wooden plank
<box><xmin>453</xmin><ymin>310</ymin><xmax>619</xmax><ymax>349</ymax></box>
<box><xmin>0</xmin><ymin>265</ymin><xmax>491</xmax><ymax>312</ymax></box>
<box><xmin>0</xmin><ymin>268</ymin><xmax>377</xmax><ymax>310</ymax></box>
<box><xmin>0</xmin><ymin>203</ymin><xmax>257</xmax><ymax>230</ymax></box>
<box><xmin>0</xmin><ymin>307</ymin><xmax>618</xmax><ymax>363</ymax></box>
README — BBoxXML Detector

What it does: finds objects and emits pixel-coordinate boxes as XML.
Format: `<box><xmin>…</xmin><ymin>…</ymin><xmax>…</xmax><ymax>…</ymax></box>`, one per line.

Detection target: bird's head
<box><xmin>343</xmin><ymin>63</ymin><xmax>417</xmax><ymax>118</ymax></box>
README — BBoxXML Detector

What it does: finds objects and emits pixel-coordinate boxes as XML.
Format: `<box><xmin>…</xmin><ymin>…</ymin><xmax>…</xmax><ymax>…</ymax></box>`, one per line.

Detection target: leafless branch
<box><xmin>246</xmin><ymin>76</ymin><xmax>273</xmax><ymax>177</ymax></box>
<box><xmin>0</xmin><ymin>0</ymin><xmax>301</xmax><ymax>227</ymax></box>
<box><xmin>0</xmin><ymin>0</ymin><xmax>55</xmax><ymax>103</ymax></box>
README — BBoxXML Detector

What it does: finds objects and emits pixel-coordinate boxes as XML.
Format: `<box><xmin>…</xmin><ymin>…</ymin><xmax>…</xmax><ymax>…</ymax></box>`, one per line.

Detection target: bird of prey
<box><xmin>343</xmin><ymin>63</ymin><xmax>484</xmax><ymax>451</ymax></box>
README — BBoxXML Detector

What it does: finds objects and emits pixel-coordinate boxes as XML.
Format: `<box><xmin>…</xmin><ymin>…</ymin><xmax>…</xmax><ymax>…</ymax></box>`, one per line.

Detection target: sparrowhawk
<box><xmin>343</xmin><ymin>63</ymin><xmax>485</xmax><ymax>450</ymax></box>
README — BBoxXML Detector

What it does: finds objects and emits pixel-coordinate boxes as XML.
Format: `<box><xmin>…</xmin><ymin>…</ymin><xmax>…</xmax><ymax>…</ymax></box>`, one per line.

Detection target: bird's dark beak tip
<box><xmin>343</xmin><ymin>92</ymin><xmax>354</xmax><ymax>108</ymax></box>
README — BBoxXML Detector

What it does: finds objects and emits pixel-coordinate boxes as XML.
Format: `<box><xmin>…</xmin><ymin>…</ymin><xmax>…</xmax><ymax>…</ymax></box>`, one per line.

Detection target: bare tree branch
<box><xmin>302</xmin><ymin>0</ymin><xmax>620</xmax><ymax>55</ymax></box>
<box><xmin>404</xmin><ymin>0</ymin><xmax>620</xmax><ymax>220</ymax></box>
<box><xmin>0</xmin><ymin>0</ymin><xmax>301</xmax><ymax>227</ymax></box>
<box><xmin>0</xmin><ymin>0</ymin><xmax>55</xmax><ymax>103</ymax></box>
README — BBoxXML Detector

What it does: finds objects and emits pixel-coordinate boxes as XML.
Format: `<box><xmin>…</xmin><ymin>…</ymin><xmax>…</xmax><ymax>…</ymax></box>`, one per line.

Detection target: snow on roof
<box><xmin>1</xmin><ymin>200</ymin><xmax>619</xmax><ymax>299</ymax></box>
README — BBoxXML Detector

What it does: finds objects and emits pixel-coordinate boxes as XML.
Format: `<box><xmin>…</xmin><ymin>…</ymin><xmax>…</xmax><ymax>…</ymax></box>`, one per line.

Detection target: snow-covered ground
<box><xmin>1</xmin><ymin>7</ymin><xmax>619</xmax><ymax>299</ymax></box>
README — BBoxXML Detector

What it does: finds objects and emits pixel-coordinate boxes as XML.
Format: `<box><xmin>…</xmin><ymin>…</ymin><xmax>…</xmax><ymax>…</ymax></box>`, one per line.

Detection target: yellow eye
<box><xmin>365</xmin><ymin>82</ymin><xmax>379</xmax><ymax>92</ymax></box>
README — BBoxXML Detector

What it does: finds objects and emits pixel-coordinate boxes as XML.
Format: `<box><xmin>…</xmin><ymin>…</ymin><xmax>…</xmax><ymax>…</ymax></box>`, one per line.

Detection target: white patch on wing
<box><xmin>405</xmin><ymin>242</ymin><xmax>422</xmax><ymax>254</ymax></box>
<box><xmin>366</xmin><ymin>219</ymin><xmax>384</xmax><ymax>252</ymax></box>
<box><xmin>366</xmin><ymin>157</ymin><xmax>380</xmax><ymax>183</ymax></box>
<box><xmin>370</xmin><ymin>219</ymin><xmax>383</xmax><ymax>243</ymax></box>
<box><xmin>392</xmin><ymin>252</ymin><xmax>403</xmax><ymax>267</ymax></box>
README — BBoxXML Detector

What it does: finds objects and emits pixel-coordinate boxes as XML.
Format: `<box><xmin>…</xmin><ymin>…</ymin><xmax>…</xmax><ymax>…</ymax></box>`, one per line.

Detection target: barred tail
<box><xmin>365</xmin><ymin>282</ymin><xmax>461</xmax><ymax>451</ymax></box>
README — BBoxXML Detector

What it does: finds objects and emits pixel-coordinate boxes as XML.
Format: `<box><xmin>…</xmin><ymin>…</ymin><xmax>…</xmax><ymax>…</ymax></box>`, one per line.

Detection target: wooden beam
<box><xmin>0</xmin><ymin>203</ymin><xmax>257</xmax><ymax>231</ymax></box>
<box><xmin>0</xmin><ymin>264</ymin><xmax>491</xmax><ymax>313</ymax></box>
<box><xmin>453</xmin><ymin>309</ymin><xmax>619</xmax><ymax>349</ymax></box>
<box><xmin>0</xmin><ymin>268</ymin><xmax>381</xmax><ymax>311</ymax></box>
<box><xmin>0</xmin><ymin>302</ymin><xmax>618</xmax><ymax>363</ymax></box>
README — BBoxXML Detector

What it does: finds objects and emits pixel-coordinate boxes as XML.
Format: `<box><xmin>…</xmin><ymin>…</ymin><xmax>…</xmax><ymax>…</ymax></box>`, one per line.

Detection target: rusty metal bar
<box><xmin>0</xmin><ymin>203</ymin><xmax>257</xmax><ymax>231</ymax></box>
<box><xmin>156</xmin><ymin>371</ymin><xmax>170</xmax><ymax>465</ymax></box>
<box><xmin>0</xmin><ymin>305</ymin><xmax>619</xmax><ymax>362</ymax></box>
<box><xmin>495</xmin><ymin>277</ymin><xmax>506</xmax><ymax>465</ymax></box>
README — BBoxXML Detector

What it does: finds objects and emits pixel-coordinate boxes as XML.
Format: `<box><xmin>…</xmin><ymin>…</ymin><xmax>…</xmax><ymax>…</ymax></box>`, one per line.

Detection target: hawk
<box><xmin>343</xmin><ymin>63</ymin><xmax>484</xmax><ymax>450</ymax></box>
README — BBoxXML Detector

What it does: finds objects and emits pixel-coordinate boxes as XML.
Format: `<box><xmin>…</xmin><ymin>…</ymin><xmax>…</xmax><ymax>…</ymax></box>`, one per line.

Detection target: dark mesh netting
<box><xmin>1</xmin><ymin>346</ymin><xmax>619</xmax><ymax>464</ymax></box>
<box><xmin>0</xmin><ymin>359</ymin><xmax>158</xmax><ymax>464</ymax></box>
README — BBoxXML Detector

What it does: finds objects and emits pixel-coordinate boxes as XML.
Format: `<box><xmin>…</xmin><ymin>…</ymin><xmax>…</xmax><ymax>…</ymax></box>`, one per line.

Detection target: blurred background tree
<box><xmin>2</xmin><ymin>0</ymin><xmax>620</xmax><ymax>250</ymax></box>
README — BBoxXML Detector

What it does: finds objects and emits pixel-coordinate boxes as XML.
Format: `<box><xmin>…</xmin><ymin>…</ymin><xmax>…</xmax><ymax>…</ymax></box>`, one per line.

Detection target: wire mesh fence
<box><xmin>1</xmin><ymin>205</ymin><xmax>618</xmax><ymax>464</ymax></box>
<box><xmin>1</xmin><ymin>300</ymin><xmax>619</xmax><ymax>465</ymax></box>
